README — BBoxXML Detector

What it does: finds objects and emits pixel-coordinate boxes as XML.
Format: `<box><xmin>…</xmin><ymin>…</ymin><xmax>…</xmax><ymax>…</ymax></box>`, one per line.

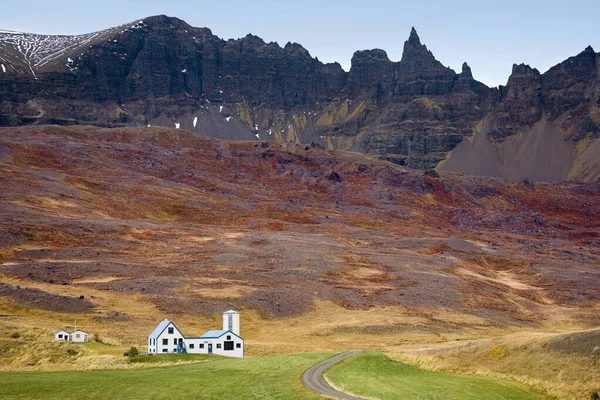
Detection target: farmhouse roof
<box><xmin>148</xmin><ymin>319</ymin><xmax>177</xmax><ymax>339</ymax></box>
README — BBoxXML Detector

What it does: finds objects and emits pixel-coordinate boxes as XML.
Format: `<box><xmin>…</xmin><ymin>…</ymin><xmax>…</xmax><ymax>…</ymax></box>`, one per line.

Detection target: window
<box><xmin>162</xmin><ymin>349</ymin><xmax>167</xmax><ymax>353</ymax></box>
<box><xmin>199</xmin><ymin>344</ymin><xmax>204</xmax><ymax>349</ymax></box>
<box><xmin>162</xmin><ymin>339</ymin><xmax>168</xmax><ymax>345</ymax></box>
<box><xmin>216</xmin><ymin>343</ymin><xmax>221</xmax><ymax>349</ymax></box>
<box><xmin>76</xmin><ymin>334</ymin><xmax>80</xmax><ymax>338</ymax></box>
<box><xmin>58</xmin><ymin>334</ymin><xmax>63</xmax><ymax>339</ymax></box>
<box><xmin>227</xmin><ymin>335</ymin><xmax>231</xmax><ymax>340</ymax></box>
<box><xmin>236</xmin><ymin>343</ymin><xmax>241</xmax><ymax>349</ymax></box>
<box><xmin>224</xmin><ymin>341</ymin><xmax>234</xmax><ymax>351</ymax></box>
<box><xmin>168</xmin><ymin>327</ymin><xmax>174</xmax><ymax>334</ymax></box>
<box><xmin>173</xmin><ymin>348</ymin><xmax>177</xmax><ymax>352</ymax></box>
<box><xmin>189</xmin><ymin>344</ymin><xmax>195</xmax><ymax>349</ymax></box>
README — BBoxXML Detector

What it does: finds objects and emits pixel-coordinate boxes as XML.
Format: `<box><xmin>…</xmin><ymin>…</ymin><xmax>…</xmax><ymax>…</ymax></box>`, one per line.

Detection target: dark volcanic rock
<box><xmin>0</xmin><ymin>17</ymin><xmax>599</xmax><ymax>180</ymax></box>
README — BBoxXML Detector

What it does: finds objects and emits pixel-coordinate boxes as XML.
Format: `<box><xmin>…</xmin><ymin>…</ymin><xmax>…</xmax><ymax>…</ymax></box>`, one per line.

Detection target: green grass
<box><xmin>324</xmin><ymin>352</ymin><xmax>548</xmax><ymax>400</ymax></box>
<box><xmin>128</xmin><ymin>353</ymin><xmax>213</xmax><ymax>364</ymax></box>
<box><xmin>0</xmin><ymin>352</ymin><xmax>332</xmax><ymax>400</ymax></box>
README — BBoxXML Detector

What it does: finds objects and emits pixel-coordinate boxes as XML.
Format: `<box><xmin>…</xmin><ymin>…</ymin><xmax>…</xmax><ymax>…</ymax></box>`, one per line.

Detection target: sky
<box><xmin>1</xmin><ymin>0</ymin><xmax>599</xmax><ymax>87</ymax></box>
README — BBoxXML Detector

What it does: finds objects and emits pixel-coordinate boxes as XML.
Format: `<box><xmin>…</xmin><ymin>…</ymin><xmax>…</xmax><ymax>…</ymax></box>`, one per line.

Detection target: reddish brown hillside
<box><xmin>0</xmin><ymin>125</ymin><xmax>599</xmax><ymax>328</ymax></box>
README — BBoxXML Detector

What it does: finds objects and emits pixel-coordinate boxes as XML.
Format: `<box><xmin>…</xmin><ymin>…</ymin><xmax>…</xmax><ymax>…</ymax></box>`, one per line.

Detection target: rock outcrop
<box><xmin>1</xmin><ymin>16</ymin><xmax>599</xmax><ymax>181</ymax></box>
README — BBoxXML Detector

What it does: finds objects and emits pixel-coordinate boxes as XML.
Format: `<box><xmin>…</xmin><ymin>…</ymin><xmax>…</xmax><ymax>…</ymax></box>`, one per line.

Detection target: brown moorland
<box><xmin>0</xmin><ymin>125</ymin><xmax>599</xmax><ymax>398</ymax></box>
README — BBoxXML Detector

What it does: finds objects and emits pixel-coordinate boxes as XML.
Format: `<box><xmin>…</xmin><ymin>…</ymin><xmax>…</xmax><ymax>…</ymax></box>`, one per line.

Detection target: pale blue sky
<box><xmin>2</xmin><ymin>0</ymin><xmax>598</xmax><ymax>87</ymax></box>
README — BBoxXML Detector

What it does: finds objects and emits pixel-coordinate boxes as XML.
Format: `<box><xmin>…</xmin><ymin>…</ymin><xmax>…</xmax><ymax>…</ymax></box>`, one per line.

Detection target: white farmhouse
<box><xmin>70</xmin><ymin>330</ymin><xmax>89</xmax><ymax>343</ymax></box>
<box><xmin>147</xmin><ymin>320</ymin><xmax>185</xmax><ymax>354</ymax></box>
<box><xmin>148</xmin><ymin>310</ymin><xmax>244</xmax><ymax>358</ymax></box>
<box><xmin>53</xmin><ymin>330</ymin><xmax>70</xmax><ymax>341</ymax></box>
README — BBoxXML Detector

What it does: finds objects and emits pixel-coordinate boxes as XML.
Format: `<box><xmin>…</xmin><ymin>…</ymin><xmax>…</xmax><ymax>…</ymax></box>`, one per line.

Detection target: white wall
<box><xmin>54</xmin><ymin>331</ymin><xmax>70</xmax><ymax>341</ymax></box>
<box><xmin>70</xmin><ymin>330</ymin><xmax>88</xmax><ymax>342</ymax></box>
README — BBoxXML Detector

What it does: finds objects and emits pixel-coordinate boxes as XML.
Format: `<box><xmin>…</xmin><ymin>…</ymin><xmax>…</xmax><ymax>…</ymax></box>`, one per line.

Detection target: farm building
<box><xmin>70</xmin><ymin>330</ymin><xmax>89</xmax><ymax>343</ymax></box>
<box><xmin>148</xmin><ymin>310</ymin><xmax>244</xmax><ymax>358</ymax></box>
<box><xmin>52</xmin><ymin>329</ymin><xmax>88</xmax><ymax>342</ymax></box>
<box><xmin>53</xmin><ymin>330</ymin><xmax>70</xmax><ymax>341</ymax></box>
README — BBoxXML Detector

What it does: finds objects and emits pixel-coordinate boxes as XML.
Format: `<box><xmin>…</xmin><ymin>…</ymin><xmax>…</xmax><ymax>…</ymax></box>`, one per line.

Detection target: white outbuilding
<box><xmin>70</xmin><ymin>330</ymin><xmax>89</xmax><ymax>343</ymax></box>
<box><xmin>148</xmin><ymin>310</ymin><xmax>244</xmax><ymax>358</ymax></box>
<box><xmin>53</xmin><ymin>330</ymin><xmax>70</xmax><ymax>341</ymax></box>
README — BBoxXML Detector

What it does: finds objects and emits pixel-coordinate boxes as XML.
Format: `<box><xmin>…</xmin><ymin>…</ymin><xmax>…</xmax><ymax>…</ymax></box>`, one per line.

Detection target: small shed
<box><xmin>53</xmin><ymin>330</ymin><xmax>70</xmax><ymax>341</ymax></box>
<box><xmin>70</xmin><ymin>330</ymin><xmax>89</xmax><ymax>343</ymax></box>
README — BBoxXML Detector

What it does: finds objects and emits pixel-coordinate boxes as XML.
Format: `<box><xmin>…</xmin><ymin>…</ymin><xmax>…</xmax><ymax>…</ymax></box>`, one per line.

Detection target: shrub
<box><xmin>591</xmin><ymin>391</ymin><xmax>599</xmax><ymax>400</ymax></box>
<box><xmin>10</xmin><ymin>332</ymin><xmax>20</xmax><ymax>339</ymax></box>
<box><xmin>487</xmin><ymin>346</ymin><xmax>507</xmax><ymax>359</ymax></box>
<box><xmin>127</xmin><ymin>347</ymin><xmax>139</xmax><ymax>357</ymax></box>
<box><xmin>66</xmin><ymin>347</ymin><xmax>79</xmax><ymax>356</ymax></box>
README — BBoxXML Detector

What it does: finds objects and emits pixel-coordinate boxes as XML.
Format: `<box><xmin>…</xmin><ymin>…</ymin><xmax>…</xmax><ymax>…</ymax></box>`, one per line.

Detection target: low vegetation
<box><xmin>0</xmin><ymin>353</ymin><xmax>331</xmax><ymax>400</ymax></box>
<box><xmin>395</xmin><ymin>330</ymin><xmax>600</xmax><ymax>399</ymax></box>
<box><xmin>325</xmin><ymin>352</ymin><xmax>545</xmax><ymax>399</ymax></box>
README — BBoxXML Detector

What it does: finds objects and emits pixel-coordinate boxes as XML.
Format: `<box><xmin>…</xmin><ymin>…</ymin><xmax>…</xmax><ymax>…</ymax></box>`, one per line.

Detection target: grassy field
<box><xmin>395</xmin><ymin>331</ymin><xmax>600</xmax><ymax>399</ymax></box>
<box><xmin>0</xmin><ymin>353</ymin><xmax>331</xmax><ymax>400</ymax></box>
<box><xmin>324</xmin><ymin>352</ymin><xmax>547</xmax><ymax>400</ymax></box>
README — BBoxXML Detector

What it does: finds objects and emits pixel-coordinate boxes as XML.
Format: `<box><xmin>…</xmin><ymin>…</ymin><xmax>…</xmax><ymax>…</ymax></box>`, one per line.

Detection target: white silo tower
<box><xmin>223</xmin><ymin>310</ymin><xmax>240</xmax><ymax>336</ymax></box>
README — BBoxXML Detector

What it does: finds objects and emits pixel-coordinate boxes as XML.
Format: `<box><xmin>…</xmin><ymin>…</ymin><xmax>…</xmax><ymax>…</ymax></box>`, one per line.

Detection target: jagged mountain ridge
<box><xmin>1</xmin><ymin>15</ymin><xmax>599</xmax><ymax>181</ymax></box>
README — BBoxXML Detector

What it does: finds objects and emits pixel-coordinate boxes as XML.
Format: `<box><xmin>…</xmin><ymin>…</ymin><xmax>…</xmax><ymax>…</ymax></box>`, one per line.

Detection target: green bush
<box><xmin>591</xmin><ymin>391</ymin><xmax>599</xmax><ymax>400</ymax></box>
<box><xmin>127</xmin><ymin>347</ymin><xmax>139</xmax><ymax>358</ymax></box>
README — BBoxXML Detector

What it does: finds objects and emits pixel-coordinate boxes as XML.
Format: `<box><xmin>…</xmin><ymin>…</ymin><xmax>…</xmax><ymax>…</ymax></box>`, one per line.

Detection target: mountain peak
<box><xmin>398</xmin><ymin>27</ymin><xmax>450</xmax><ymax>76</ymax></box>
<box><xmin>461</xmin><ymin>62</ymin><xmax>473</xmax><ymax>78</ymax></box>
<box><xmin>408</xmin><ymin>27</ymin><xmax>421</xmax><ymax>44</ymax></box>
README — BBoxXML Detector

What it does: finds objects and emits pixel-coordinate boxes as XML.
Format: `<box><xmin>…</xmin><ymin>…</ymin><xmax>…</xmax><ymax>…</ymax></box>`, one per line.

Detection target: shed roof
<box><xmin>199</xmin><ymin>330</ymin><xmax>228</xmax><ymax>339</ymax></box>
<box><xmin>193</xmin><ymin>329</ymin><xmax>243</xmax><ymax>340</ymax></box>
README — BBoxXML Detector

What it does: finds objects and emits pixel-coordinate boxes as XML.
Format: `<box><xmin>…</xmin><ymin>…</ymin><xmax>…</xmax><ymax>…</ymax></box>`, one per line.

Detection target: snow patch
<box><xmin>67</xmin><ymin>57</ymin><xmax>73</xmax><ymax>63</ymax></box>
<box><xmin>255</xmin><ymin>134</ymin><xmax>260</xmax><ymax>139</ymax></box>
<box><xmin>1</xmin><ymin>64</ymin><xmax>5</xmax><ymax>73</ymax></box>
<box><xmin>193</xmin><ymin>116</ymin><xmax>198</xmax><ymax>128</ymax></box>
<box><xmin>0</xmin><ymin>27</ymin><xmax>117</xmax><ymax>77</ymax></box>
<box><xmin>219</xmin><ymin>106</ymin><xmax>223</xmax><ymax>113</ymax></box>
<box><xmin>226</xmin><ymin>117</ymin><xmax>232</xmax><ymax>122</ymax></box>
<box><xmin>181</xmin><ymin>68</ymin><xmax>187</xmax><ymax>73</ymax></box>
<box><xmin>175</xmin><ymin>122</ymin><xmax>180</xmax><ymax>129</ymax></box>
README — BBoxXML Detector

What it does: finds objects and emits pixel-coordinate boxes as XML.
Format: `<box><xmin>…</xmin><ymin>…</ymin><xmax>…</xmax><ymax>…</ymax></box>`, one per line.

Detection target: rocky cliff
<box><xmin>1</xmin><ymin>15</ymin><xmax>599</xmax><ymax>181</ymax></box>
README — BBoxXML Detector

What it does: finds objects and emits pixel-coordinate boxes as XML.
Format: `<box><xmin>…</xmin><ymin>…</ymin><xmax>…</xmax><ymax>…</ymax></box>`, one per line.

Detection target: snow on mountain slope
<box><xmin>0</xmin><ymin>22</ymin><xmax>141</xmax><ymax>77</ymax></box>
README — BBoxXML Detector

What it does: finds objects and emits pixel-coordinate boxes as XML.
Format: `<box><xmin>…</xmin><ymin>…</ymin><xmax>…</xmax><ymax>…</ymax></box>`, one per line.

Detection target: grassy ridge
<box><xmin>0</xmin><ymin>353</ymin><xmax>331</xmax><ymax>400</ymax></box>
<box><xmin>324</xmin><ymin>352</ymin><xmax>547</xmax><ymax>400</ymax></box>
